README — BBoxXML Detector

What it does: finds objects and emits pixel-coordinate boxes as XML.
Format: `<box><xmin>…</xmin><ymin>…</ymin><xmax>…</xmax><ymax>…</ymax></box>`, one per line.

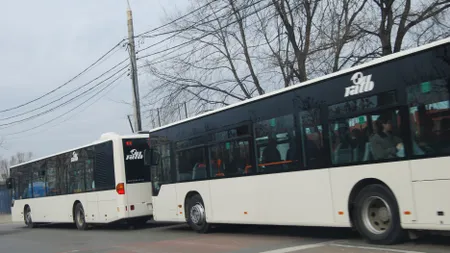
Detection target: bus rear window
<box><xmin>123</xmin><ymin>138</ymin><xmax>151</xmax><ymax>184</ymax></box>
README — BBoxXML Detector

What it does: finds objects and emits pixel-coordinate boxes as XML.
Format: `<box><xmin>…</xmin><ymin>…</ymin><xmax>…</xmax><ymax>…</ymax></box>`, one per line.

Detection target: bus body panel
<box><xmin>86</xmin><ymin>193</ymin><xmax>99</xmax><ymax>222</ymax></box>
<box><xmin>125</xmin><ymin>182</ymin><xmax>153</xmax><ymax>217</ymax></box>
<box><xmin>152</xmin><ymin>185</ymin><xmax>180</xmax><ymax>222</ymax></box>
<box><xmin>97</xmin><ymin>190</ymin><xmax>120</xmax><ymax>222</ymax></box>
<box><xmin>11</xmin><ymin>190</ymin><xmax>121</xmax><ymax>224</ymax></box>
<box><xmin>155</xmin><ymin>170</ymin><xmax>341</xmax><ymax>227</ymax></box>
<box><xmin>208</xmin><ymin>176</ymin><xmax>258</xmax><ymax>223</ymax></box>
<box><xmin>254</xmin><ymin>169</ymin><xmax>335</xmax><ymax>226</ymax></box>
<box><xmin>330</xmin><ymin>161</ymin><xmax>416</xmax><ymax>225</ymax></box>
<box><xmin>411</xmin><ymin>157</ymin><xmax>450</xmax><ymax>181</ymax></box>
<box><xmin>412</xmin><ymin>180</ymin><xmax>450</xmax><ymax>226</ymax></box>
<box><xmin>409</xmin><ymin>156</ymin><xmax>450</xmax><ymax>228</ymax></box>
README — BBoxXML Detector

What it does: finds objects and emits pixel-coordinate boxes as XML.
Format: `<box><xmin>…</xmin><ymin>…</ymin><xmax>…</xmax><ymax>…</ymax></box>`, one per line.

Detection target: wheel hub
<box><xmin>361</xmin><ymin>196</ymin><xmax>392</xmax><ymax>235</ymax></box>
<box><xmin>190</xmin><ymin>203</ymin><xmax>205</xmax><ymax>225</ymax></box>
<box><xmin>378</xmin><ymin>207</ymin><xmax>389</xmax><ymax>222</ymax></box>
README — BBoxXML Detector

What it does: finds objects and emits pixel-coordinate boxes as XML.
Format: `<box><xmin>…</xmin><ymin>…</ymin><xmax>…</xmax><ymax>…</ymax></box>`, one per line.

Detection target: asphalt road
<box><xmin>0</xmin><ymin>221</ymin><xmax>449</xmax><ymax>253</ymax></box>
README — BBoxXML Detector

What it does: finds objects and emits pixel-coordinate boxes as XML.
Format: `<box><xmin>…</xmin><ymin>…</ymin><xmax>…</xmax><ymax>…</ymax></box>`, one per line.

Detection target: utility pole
<box><xmin>126</xmin><ymin>0</ymin><xmax>142</xmax><ymax>132</ymax></box>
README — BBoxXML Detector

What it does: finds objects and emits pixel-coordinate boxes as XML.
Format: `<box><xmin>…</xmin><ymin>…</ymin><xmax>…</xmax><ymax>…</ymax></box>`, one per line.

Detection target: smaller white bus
<box><xmin>6</xmin><ymin>132</ymin><xmax>153</xmax><ymax>230</ymax></box>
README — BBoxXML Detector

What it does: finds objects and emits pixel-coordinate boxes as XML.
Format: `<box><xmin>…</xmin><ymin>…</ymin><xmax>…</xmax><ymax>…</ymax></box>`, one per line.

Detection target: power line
<box><xmin>137</xmin><ymin>0</ymin><xmax>275</xmax><ymax>61</ymax></box>
<box><xmin>0</xmin><ymin>39</ymin><xmax>126</xmax><ymax>113</ymax></box>
<box><xmin>0</xmin><ymin>58</ymin><xmax>129</xmax><ymax>122</ymax></box>
<box><xmin>135</xmin><ymin>0</ymin><xmax>267</xmax><ymax>55</ymax></box>
<box><xmin>134</xmin><ymin>0</ymin><xmax>222</xmax><ymax>38</ymax></box>
<box><xmin>3</xmin><ymin>71</ymin><xmax>128</xmax><ymax>137</ymax></box>
<box><xmin>0</xmin><ymin>64</ymin><xmax>129</xmax><ymax>128</ymax></box>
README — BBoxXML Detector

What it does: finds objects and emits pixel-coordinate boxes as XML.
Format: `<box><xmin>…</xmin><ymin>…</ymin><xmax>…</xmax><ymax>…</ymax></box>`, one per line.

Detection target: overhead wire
<box><xmin>134</xmin><ymin>0</ymin><xmax>222</xmax><ymax>38</ymax></box>
<box><xmin>0</xmin><ymin>39</ymin><xmax>126</xmax><ymax>113</ymax></box>
<box><xmin>0</xmin><ymin>63</ymin><xmax>129</xmax><ymax>128</ymax></box>
<box><xmin>1</xmin><ymin>0</ymin><xmax>276</xmax><ymax>133</ymax></box>
<box><xmin>0</xmin><ymin>58</ymin><xmax>129</xmax><ymax>122</ymax></box>
<box><xmin>134</xmin><ymin>0</ymin><xmax>268</xmax><ymax>55</ymax></box>
<box><xmin>136</xmin><ymin>0</ymin><xmax>276</xmax><ymax>61</ymax></box>
<box><xmin>3</xmin><ymin>70</ymin><xmax>129</xmax><ymax>137</ymax></box>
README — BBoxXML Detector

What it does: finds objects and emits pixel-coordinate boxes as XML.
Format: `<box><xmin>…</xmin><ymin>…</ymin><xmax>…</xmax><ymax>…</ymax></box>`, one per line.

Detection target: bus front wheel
<box><xmin>186</xmin><ymin>194</ymin><xmax>210</xmax><ymax>233</ymax></box>
<box><xmin>353</xmin><ymin>184</ymin><xmax>405</xmax><ymax>245</ymax></box>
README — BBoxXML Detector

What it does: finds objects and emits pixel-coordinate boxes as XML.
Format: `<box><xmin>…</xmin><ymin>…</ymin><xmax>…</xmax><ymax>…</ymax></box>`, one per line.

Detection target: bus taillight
<box><xmin>116</xmin><ymin>183</ymin><xmax>125</xmax><ymax>195</ymax></box>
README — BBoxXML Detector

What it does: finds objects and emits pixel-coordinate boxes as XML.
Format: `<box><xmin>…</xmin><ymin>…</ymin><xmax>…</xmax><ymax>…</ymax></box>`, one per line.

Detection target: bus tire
<box><xmin>24</xmin><ymin>205</ymin><xmax>34</xmax><ymax>228</ymax></box>
<box><xmin>353</xmin><ymin>184</ymin><xmax>405</xmax><ymax>245</ymax></box>
<box><xmin>186</xmin><ymin>194</ymin><xmax>210</xmax><ymax>233</ymax></box>
<box><xmin>74</xmin><ymin>203</ymin><xmax>89</xmax><ymax>230</ymax></box>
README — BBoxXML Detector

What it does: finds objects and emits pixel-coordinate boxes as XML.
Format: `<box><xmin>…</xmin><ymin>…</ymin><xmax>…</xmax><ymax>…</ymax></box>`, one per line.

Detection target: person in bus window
<box><xmin>262</xmin><ymin>137</ymin><xmax>282</xmax><ymax>172</ymax></box>
<box><xmin>370</xmin><ymin>114</ymin><xmax>404</xmax><ymax>160</ymax></box>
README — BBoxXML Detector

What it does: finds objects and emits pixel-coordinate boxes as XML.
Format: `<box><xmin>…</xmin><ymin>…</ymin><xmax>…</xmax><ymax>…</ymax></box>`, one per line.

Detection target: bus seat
<box><xmin>192</xmin><ymin>163</ymin><xmax>207</xmax><ymax>180</ymax></box>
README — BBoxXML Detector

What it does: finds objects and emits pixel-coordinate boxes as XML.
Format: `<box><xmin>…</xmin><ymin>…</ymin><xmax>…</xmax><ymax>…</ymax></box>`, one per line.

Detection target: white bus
<box><xmin>144</xmin><ymin>37</ymin><xmax>450</xmax><ymax>245</ymax></box>
<box><xmin>6</xmin><ymin>132</ymin><xmax>153</xmax><ymax>230</ymax></box>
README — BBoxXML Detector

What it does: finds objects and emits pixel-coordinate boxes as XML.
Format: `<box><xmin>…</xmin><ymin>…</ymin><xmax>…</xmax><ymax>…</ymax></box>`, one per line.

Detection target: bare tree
<box><xmin>0</xmin><ymin>152</ymin><xmax>33</xmax><ymax>180</ymax></box>
<box><xmin>360</xmin><ymin>0</ymin><xmax>450</xmax><ymax>56</ymax></box>
<box><xmin>142</xmin><ymin>0</ymin><xmax>276</xmax><ymax>121</ymax></box>
<box><xmin>0</xmin><ymin>158</ymin><xmax>8</xmax><ymax>180</ymax></box>
<box><xmin>140</xmin><ymin>0</ymin><xmax>450</xmax><ymax>128</ymax></box>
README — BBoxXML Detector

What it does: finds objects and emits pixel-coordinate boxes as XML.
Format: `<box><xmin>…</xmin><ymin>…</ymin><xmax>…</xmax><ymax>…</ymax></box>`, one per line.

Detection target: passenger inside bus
<box><xmin>261</xmin><ymin>137</ymin><xmax>283</xmax><ymax>172</ymax></box>
<box><xmin>370</xmin><ymin>114</ymin><xmax>405</xmax><ymax>160</ymax></box>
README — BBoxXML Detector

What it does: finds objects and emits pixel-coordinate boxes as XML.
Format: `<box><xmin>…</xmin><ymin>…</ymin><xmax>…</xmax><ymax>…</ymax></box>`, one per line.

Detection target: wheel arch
<box><xmin>23</xmin><ymin>204</ymin><xmax>30</xmax><ymax>213</ymax></box>
<box><xmin>72</xmin><ymin>200</ymin><xmax>82</xmax><ymax>222</ymax></box>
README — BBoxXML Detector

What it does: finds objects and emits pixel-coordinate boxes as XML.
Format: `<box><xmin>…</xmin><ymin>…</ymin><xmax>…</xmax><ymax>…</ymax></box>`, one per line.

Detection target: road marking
<box><xmin>330</xmin><ymin>243</ymin><xmax>427</xmax><ymax>253</ymax></box>
<box><xmin>258</xmin><ymin>242</ymin><xmax>327</xmax><ymax>253</ymax></box>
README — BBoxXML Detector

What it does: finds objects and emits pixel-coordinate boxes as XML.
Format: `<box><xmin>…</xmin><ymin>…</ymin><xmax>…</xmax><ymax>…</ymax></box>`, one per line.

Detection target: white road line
<box><xmin>258</xmin><ymin>242</ymin><xmax>327</xmax><ymax>253</ymax></box>
<box><xmin>330</xmin><ymin>243</ymin><xmax>427</xmax><ymax>253</ymax></box>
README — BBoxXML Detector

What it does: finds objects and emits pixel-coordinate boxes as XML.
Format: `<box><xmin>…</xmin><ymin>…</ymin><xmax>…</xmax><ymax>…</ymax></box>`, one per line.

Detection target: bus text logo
<box><xmin>70</xmin><ymin>152</ymin><xmax>78</xmax><ymax>162</ymax></box>
<box><xmin>344</xmin><ymin>72</ymin><xmax>374</xmax><ymax>97</ymax></box>
<box><xmin>126</xmin><ymin>149</ymin><xmax>143</xmax><ymax>160</ymax></box>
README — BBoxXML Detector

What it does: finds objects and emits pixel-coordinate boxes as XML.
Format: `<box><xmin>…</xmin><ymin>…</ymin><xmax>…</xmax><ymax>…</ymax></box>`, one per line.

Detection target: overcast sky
<box><xmin>0</xmin><ymin>0</ymin><xmax>188</xmax><ymax>160</ymax></box>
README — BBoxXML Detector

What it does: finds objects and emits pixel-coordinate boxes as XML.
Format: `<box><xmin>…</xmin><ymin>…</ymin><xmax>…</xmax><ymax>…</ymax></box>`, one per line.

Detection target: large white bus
<box><xmin>6</xmin><ymin>132</ymin><xmax>153</xmax><ymax>230</ymax></box>
<box><xmin>144</xmin><ymin>37</ymin><xmax>450</xmax><ymax>245</ymax></box>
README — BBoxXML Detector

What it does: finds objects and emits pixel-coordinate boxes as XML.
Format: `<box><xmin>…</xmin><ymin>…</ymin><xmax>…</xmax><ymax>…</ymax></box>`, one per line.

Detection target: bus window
<box><xmin>254</xmin><ymin>114</ymin><xmax>297</xmax><ymax>173</ymax></box>
<box><xmin>369</xmin><ymin>110</ymin><xmax>405</xmax><ymax>160</ymax></box>
<box><xmin>329</xmin><ymin>109</ymin><xmax>404</xmax><ymax>164</ymax></box>
<box><xmin>407</xmin><ymin>78</ymin><xmax>450</xmax><ymax>156</ymax></box>
<box><xmin>209</xmin><ymin>140</ymin><xmax>251</xmax><ymax>177</ymax></box>
<box><xmin>329</xmin><ymin>115</ymin><xmax>369</xmax><ymax>164</ymax></box>
<box><xmin>299</xmin><ymin>109</ymin><xmax>326</xmax><ymax>168</ymax></box>
<box><xmin>176</xmin><ymin>147</ymin><xmax>207</xmax><ymax>181</ymax></box>
<box><xmin>123</xmin><ymin>138</ymin><xmax>151</xmax><ymax>184</ymax></box>
<box><xmin>151</xmin><ymin>142</ymin><xmax>172</xmax><ymax>195</ymax></box>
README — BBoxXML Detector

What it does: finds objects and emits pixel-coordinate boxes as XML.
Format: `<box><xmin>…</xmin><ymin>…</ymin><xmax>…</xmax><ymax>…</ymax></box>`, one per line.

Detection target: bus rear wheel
<box><xmin>74</xmin><ymin>203</ymin><xmax>89</xmax><ymax>230</ymax></box>
<box><xmin>353</xmin><ymin>184</ymin><xmax>405</xmax><ymax>245</ymax></box>
<box><xmin>186</xmin><ymin>194</ymin><xmax>210</xmax><ymax>233</ymax></box>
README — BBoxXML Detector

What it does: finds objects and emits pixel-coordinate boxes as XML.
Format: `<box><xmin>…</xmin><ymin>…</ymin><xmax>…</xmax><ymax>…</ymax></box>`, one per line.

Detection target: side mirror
<box><xmin>6</xmin><ymin>178</ymin><xmax>14</xmax><ymax>189</ymax></box>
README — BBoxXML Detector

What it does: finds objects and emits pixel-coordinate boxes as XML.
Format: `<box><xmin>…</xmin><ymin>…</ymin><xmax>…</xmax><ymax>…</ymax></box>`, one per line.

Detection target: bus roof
<box><xmin>147</xmin><ymin>37</ymin><xmax>450</xmax><ymax>134</ymax></box>
<box><xmin>9</xmin><ymin>132</ymin><xmax>148</xmax><ymax>170</ymax></box>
